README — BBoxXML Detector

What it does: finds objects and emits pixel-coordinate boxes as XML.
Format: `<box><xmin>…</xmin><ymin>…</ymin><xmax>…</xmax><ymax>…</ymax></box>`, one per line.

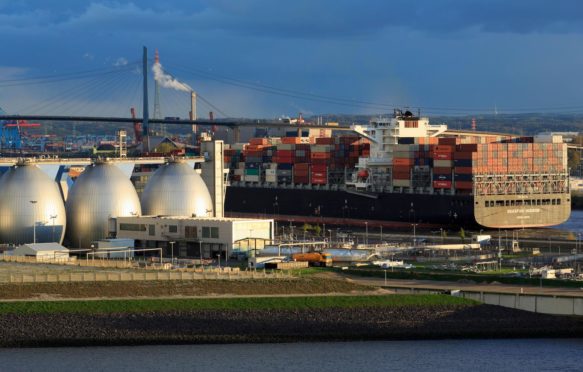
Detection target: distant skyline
<box><xmin>1</xmin><ymin>0</ymin><xmax>583</xmax><ymax>119</ymax></box>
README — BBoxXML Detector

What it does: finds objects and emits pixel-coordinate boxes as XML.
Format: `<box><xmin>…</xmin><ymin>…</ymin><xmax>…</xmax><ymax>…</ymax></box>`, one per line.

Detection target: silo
<box><xmin>0</xmin><ymin>161</ymin><xmax>66</xmax><ymax>244</ymax></box>
<box><xmin>65</xmin><ymin>160</ymin><xmax>141</xmax><ymax>248</ymax></box>
<box><xmin>141</xmin><ymin>159</ymin><xmax>213</xmax><ymax>217</ymax></box>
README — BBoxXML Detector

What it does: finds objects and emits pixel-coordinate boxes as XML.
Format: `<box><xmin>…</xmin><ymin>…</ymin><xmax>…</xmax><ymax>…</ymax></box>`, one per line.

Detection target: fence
<box><xmin>387</xmin><ymin>286</ymin><xmax>583</xmax><ymax>316</ymax></box>
<box><xmin>1</xmin><ymin>268</ymin><xmax>293</xmax><ymax>284</ymax></box>
<box><xmin>0</xmin><ymin>255</ymin><xmax>295</xmax><ymax>283</ymax></box>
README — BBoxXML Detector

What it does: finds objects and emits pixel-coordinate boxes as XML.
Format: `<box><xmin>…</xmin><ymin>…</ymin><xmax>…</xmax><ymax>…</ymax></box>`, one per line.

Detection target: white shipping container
<box><xmin>393</xmin><ymin>179</ymin><xmax>411</xmax><ymax>187</ymax></box>
<box><xmin>244</xmin><ymin>175</ymin><xmax>260</xmax><ymax>182</ymax></box>
<box><xmin>265</xmin><ymin>169</ymin><xmax>277</xmax><ymax>176</ymax></box>
<box><xmin>234</xmin><ymin>169</ymin><xmax>244</xmax><ymax>176</ymax></box>
<box><xmin>265</xmin><ymin>175</ymin><xmax>277</xmax><ymax>183</ymax></box>
<box><xmin>433</xmin><ymin>160</ymin><xmax>453</xmax><ymax>168</ymax></box>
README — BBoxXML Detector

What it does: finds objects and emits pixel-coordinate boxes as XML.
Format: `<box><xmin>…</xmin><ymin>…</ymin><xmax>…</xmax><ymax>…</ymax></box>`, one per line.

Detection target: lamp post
<box><xmin>380</xmin><ymin>225</ymin><xmax>383</xmax><ymax>242</ymax></box>
<box><xmin>412</xmin><ymin>223</ymin><xmax>418</xmax><ymax>247</ymax></box>
<box><xmin>169</xmin><ymin>241</ymin><xmax>175</xmax><ymax>264</ymax></box>
<box><xmin>365</xmin><ymin>221</ymin><xmax>368</xmax><ymax>245</ymax></box>
<box><xmin>440</xmin><ymin>228</ymin><xmax>444</xmax><ymax>245</ymax></box>
<box><xmin>29</xmin><ymin>200</ymin><xmax>37</xmax><ymax>244</ymax></box>
<box><xmin>50</xmin><ymin>214</ymin><xmax>57</xmax><ymax>242</ymax></box>
<box><xmin>198</xmin><ymin>239</ymin><xmax>203</xmax><ymax>268</ymax></box>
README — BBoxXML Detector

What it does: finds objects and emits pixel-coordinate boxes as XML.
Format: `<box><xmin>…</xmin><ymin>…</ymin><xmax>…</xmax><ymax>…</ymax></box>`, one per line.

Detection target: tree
<box><xmin>313</xmin><ymin>225</ymin><xmax>321</xmax><ymax>236</ymax></box>
<box><xmin>459</xmin><ymin>228</ymin><xmax>466</xmax><ymax>243</ymax></box>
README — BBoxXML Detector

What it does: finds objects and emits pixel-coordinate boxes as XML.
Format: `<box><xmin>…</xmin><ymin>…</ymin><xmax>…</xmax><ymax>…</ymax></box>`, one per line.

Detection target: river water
<box><xmin>1</xmin><ymin>339</ymin><xmax>582</xmax><ymax>371</ymax></box>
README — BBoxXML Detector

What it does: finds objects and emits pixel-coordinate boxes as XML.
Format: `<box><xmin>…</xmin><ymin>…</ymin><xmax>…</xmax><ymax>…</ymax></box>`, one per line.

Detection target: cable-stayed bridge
<box><xmin>0</xmin><ymin>46</ymin><xmax>355</xmax><ymax>149</ymax></box>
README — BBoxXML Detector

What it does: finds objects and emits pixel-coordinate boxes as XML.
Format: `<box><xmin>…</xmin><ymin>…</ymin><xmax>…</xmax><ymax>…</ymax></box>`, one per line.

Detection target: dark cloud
<box><xmin>1</xmin><ymin>1</ymin><xmax>583</xmax><ymax>39</ymax></box>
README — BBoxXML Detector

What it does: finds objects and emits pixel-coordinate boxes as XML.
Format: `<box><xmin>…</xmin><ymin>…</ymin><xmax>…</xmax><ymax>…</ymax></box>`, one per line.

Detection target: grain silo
<box><xmin>0</xmin><ymin>161</ymin><xmax>66</xmax><ymax>244</ymax></box>
<box><xmin>141</xmin><ymin>159</ymin><xmax>213</xmax><ymax>217</ymax></box>
<box><xmin>65</xmin><ymin>160</ymin><xmax>141</xmax><ymax>248</ymax></box>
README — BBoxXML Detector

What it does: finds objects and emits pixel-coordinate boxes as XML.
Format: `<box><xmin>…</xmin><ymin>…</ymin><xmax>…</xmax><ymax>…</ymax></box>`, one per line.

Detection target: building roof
<box><xmin>19</xmin><ymin>242</ymin><xmax>69</xmax><ymax>252</ymax></box>
<box><xmin>120</xmin><ymin>215</ymin><xmax>273</xmax><ymax>223</ymax></box>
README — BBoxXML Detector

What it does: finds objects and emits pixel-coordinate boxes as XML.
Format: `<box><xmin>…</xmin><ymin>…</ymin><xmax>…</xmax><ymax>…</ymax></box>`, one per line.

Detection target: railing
<box><xmin>0</xmin><ymin>255</ymin><xmax>294</xmax><ymax>283</ymax></box>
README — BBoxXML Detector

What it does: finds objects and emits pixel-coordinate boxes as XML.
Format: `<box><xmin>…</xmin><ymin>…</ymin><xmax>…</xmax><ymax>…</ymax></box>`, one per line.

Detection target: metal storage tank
<box><xmin>0</xmin><ymin>161</ymin><xmax>66</xmax><ymax>244</ymax></box>
<box><xmin>66</xmin><ymin>160</ymin><xmax>141</xmax><ymax>248</ymax></box>
<box><xmin>141</xmin><ymin>159</ymin><xmax>213</xmax><ymax>217</ymax></box>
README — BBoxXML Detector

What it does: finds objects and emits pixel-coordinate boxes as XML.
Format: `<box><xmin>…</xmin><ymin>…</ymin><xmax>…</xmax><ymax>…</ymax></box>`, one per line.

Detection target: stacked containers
<box><xmin>393</xmin><ymin>144</ymin><xmax>413</xmax><ymax>187</ymax></box>
<box><xmin>453</xmin><ymin>143</ymin><xmax>477</xmax><ymax>190</ymax></box>
<box><xmin>294</xmin><ymin>163</ymin><xmax>310</xmax><ymax>184</ymax></box>
<box><xmin>432</xmin><ymin>137</ymin><xmax>458</xmax><ymax>189</ymax></box>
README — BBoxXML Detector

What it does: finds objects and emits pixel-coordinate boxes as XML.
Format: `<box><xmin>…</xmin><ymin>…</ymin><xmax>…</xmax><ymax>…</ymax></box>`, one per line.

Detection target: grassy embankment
<box><xmin>0</xmin><ymin>295</ymin><xmax>475</xmax><ymax>315</ymax></box>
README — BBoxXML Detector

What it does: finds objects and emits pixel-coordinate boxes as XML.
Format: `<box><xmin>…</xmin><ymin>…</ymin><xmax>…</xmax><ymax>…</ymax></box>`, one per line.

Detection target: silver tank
<box><xmin>141</xmin><ymin>159</ymin><xmax>213</xmax><ymax>217</ymax></box>
<box><xmin>0</xmin><ymin>162</ymin><xmax>66</xmax><ymax>244</ymax></box>
<box><xmin>66</xmin><ymin>161</ymin><xmax>141</xmax><ymax>248</ymax></box>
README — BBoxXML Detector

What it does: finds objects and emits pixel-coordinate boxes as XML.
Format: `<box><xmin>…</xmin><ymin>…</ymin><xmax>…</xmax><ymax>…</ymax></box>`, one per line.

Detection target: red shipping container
<box><xmin>457</xmin><ymin>144</ymin><xmax>478</xmax><ymax>152</ymax></box>
<box><xmin>393</xmin><ymin>165</ymin><xmax>412</xmax><ymax>173</ymax></box>
<box><xmin>392</xmin><ymin>172</ymin><xmax>410</xmax><ymax>180</ymax></box>
<box><xmin>455</xmin><ymin>167</ymin><xmax>473</xmax><ymax>174</ymax></box>
<box><xmin>311</xmin><ymin>171</ymin><xmax>327</xmax><ymax>178</ymax></box>
<box><xmin>393</xmin><ymin>158</ymin><xmax>413</xmax><ymax>166</ymax></box>
<box><xmin>433</xmin><ymin>181</ymin><xmax>452</xmax><ymax>189</ymax></box>
<box><xmin>433</xmin><ymin>167</ymin><xmax>451</xmax><ymax>174</ymax></box>
<box><xmin>438</xmin><ymin>138</ymin><xmax>458</xmax><ymax>146</ymax></box>
<box><xmin>312</xmin><ymin>164</ymin><xmax>327</xmax><ymax>172</ymax></box>
<box><xmin>433</xmin><ymin>152</ymin><xmax>452</xmax><ymax>160</ymax></box>
<box><xmin>455</xmin><ymin>181</ymin><xmax>473</xmax><ymax>189</ymax></box>
<box><xmin>315</xmin><ymin>137</ymin><xmax>335</xmax><ymax>145</ymax></box>
<box><xmin>453</xmin><ymin>151</ymin><xmax>473</xmax><ymax>160</ymax></box>
<box><xmin>312</xmin><ymin>177</ymin><xmax>327</xmax><ymax>185</ymax></box>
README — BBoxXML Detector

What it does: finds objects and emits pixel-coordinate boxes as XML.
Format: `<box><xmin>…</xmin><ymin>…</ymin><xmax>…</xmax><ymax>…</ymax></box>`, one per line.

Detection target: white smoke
<box><xmin>152</xmin><ymin>62</ymin><xmax>192</xmax><ymax>92</ymax></box>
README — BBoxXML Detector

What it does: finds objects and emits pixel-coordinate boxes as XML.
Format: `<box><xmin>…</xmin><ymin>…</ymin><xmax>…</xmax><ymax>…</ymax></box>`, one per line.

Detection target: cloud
<box><xmin>114</xmin><ymin>57</ymin><xmax>128</xmax><ymax>66</ymax></box>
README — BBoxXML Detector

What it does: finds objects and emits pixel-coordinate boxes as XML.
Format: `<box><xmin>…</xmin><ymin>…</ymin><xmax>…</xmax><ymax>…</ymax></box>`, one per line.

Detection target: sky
<box><xmin>1</xmin><ymin>0</ymin><xmax>583</xmax><ymax>119</ymax></box>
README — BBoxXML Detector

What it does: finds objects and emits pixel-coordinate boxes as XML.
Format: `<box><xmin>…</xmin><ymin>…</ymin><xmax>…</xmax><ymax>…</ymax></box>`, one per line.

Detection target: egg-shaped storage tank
<box><xmin>141</xmin><ymin>160</ymin><xmax>213</xmax><ymax>217</ymax></box>
<box><xmin>65</xmin><ymin>161</ymin><xmax>141</xmax><ymax>248</ymax></box>
<box><xmin>0</xmin><ymin>163</ymin><xmax>66</xmax><ymax>244</ymax></box>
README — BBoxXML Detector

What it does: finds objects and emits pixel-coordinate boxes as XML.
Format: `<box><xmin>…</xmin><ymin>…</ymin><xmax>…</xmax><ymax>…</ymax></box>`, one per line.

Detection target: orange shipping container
<box><xmin>393</xmin><ymin>158</ymin><xmax>414</xmax><ymax>166</ymax></box>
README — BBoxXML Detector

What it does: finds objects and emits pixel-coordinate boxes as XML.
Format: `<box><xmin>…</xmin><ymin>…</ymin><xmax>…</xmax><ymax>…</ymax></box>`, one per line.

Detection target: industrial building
<box><xmin>113</xmin><ymin>215</ymin><xmax>273</xmax><ymax>259</ymax></box>
<box><xmin>13</xmin><ymin>243</ymin><xmax>69</xmax><ymax>262</ymax></box>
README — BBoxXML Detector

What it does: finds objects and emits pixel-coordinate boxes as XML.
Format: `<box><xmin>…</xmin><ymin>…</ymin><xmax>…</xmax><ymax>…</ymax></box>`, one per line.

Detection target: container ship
<box><xmin>222</xmin><ymin>110</ymin><xmax>570</xmax><ymax>229</ymax></box>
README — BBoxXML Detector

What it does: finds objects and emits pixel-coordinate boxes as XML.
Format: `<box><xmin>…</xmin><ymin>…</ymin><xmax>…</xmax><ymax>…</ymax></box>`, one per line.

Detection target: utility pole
<box><xmin>30</xmin><ymin>200</ymin><xmax>37</xmax><ymax>244</ymax></box>
<box><xmin>142</xmin><ymin>46</ymin><xmax>150</xmax><ymax>151</ymax></box>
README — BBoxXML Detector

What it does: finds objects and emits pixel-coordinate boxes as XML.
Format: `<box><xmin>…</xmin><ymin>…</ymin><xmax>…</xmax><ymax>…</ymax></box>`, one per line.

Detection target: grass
<box><xmin>0</xmin><ymin>294</ymin><xmax>475</xmax><ymax>315</ymax></box>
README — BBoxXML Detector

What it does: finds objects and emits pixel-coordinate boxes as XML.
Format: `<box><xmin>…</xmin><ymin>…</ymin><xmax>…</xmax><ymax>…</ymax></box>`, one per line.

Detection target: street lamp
<box><xmin>365</xmin><ymin>221</ymin><xmax>368</xmax><ymax>245</ymax></box>
<box><xmin>50</xmin><ymin>214</ymin><xmax>58</xmax><ymax>242</ymax></box>
<box><xmin>169</xmin><ymin>241</ymin><xmax>175</xmax><ymax>264</ymax></box>
<box><xmin>29</xmin><ymin>200</ymin><xmax>37</xmax><ymax>244</ymax></box>
<box><xmin>412</xmin><ymin>223</ymin><xmax>418</xmax><ymax>247</ymax></box>
<box><xmin>440</xmin><ymin>228</ymin><xmax>444</xmax><ymax>245</ymax></box>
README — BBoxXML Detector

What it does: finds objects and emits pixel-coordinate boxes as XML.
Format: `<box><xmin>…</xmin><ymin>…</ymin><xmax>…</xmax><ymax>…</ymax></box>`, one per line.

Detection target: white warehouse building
<box><xmin>112</xmin><ymin>215</ymin><xmax>274</xmax><ymax>259</ymax></box>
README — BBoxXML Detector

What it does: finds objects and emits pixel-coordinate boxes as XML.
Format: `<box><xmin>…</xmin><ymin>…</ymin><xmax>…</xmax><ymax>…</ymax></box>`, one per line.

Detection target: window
<box><xmin>148</xmin><ymin>224</ymin><xmax>155</xmax><ymax>236</ymax></box>
<box><xmin>120</xmin><ymin>223</ymin><xmax>146</xmax><ymax>232</ymax></box>
<box><xmin>169</xmin><ymin>225</ymin><xmax>178</xmax><ymax>233</ymax></box>
<box><xmin>185</xmin><ymin>226</ymin><xmax>197</xmax><ymax>238</ymax></box>
<box><xmin>202</xmin><ymin>227</ymin><xmax>210</xmax><ymax>238</ymax></box>
<box><xmin>211</xmin><ymin>227</ymin><xmax>219</xmax><ymax>239</ymax></box>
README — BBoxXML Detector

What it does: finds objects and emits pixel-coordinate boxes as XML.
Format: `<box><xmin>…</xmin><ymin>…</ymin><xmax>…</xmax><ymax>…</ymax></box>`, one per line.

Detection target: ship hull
<box><xmin>224</xmin><ymin>185</ymin><xmax>475</xmax><ymax>227</ymax></box>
